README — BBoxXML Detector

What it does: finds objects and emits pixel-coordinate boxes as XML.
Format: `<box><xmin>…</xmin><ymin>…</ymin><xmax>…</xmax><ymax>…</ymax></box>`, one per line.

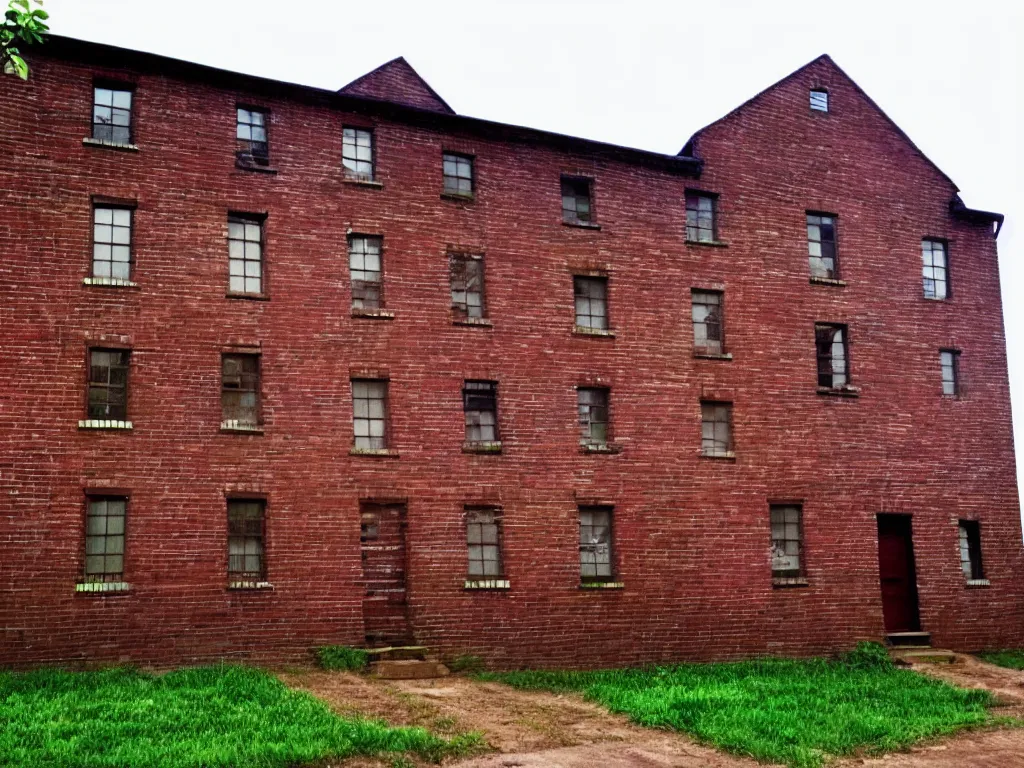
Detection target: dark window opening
<box><xmin>463</xmin><ymin>380</ymin><xmax>498</xmax><ymax>444</ymax></box>
<box><xmin>579</xmin><ymin>505</ymin><xmax>614</xmax><ymax>582</ymax></box>
<box><xmin>222</xmin><ymin>354</ymin><xmax>261</xmax><ymax>428</ymax></box>
<box><xmin>770</xmin><ymin>504</ymin><xmax>804</xmax><ymax>578</ymax></box>
<box><xmin>349</xmin><ymin>235</ymin><xmax>383</xmax><ymax>310</ymax></box>
<box><xmin>466</xmin><ymin>506</ymin><xmax>503</xmax><ymax>577</ymax></box>
<box><xmin>700</xmin><ymin>401</ymin><xmax>733</xmax><ymax>457</ymax></box>
<box><xmin>343</xmin><ymin>127</ymin><xmax>374</xmax><ymax>181</ymax></box>
<box><xmin>692</xmin><ymin>289</ymin><xmax>724</xmax><ymax>355</ymax></box>
<box><xmin>443</xmin><ymin>152</ymin><xmax>474</xmax><ymax>197</ymax></box>
<box><xmin>815</xmin><ymin>323</ymin><xmax>849</xmax><ymax>388</ymax></box>
<box><xmin>578</xmin><ymin>387</ymin><xmax>609</xmax><ymax>447</ymax></box>
<box><xmin>686</xmin><ymin>192</ymin><xmax>717</xmax><ymax>242</ymax></box>
<box><xmin>574</xmin><ymin>276</ymin><xmax>608</xmax><ymax>331</ymax></box>
<box><xmin>561</xmin><ymin>176</ymin><xmax>593</xmax><ymax>225</ymax></box>
<box><xmin>84</xmin><ymin>496</ymin><xmax>126</xmax><ymax>582</ymax></box>
<box><xmin>228</xmin><ymin>499</ymin><xmax>265</xmax><ymax>582</ymax></box>
<box><xmin>450</xmin><ymin>253</ymin><xmax>485</xmax><ymax>319</ymax></box>
<box><xmin>922</xmin><ymin>239</ymin><xmax>949</xmax><ymax>299</ymax></box>
<box><xmin>958</xmin><ymin>520</ymin><xmax>984</xmax><ymax>581</ymax></box>
<box><xmin>92</xmin><ymin>85</ymin><xmax>132</xmax><ymax>144</ymax></box>
<box><xmin>88</xmin><ymin>348</ymin><xmax>129</xmax><ymax>421</ymax></box>
<box><xmin>228</xmin><ymin>215</ymin><xmax>263</xmax><ymax>294</ymax></box>
<box><xmin>807</xmin><ymin>213</ymin><xmax>838</xmax><ymax>279</ymax></box>
<box><xmin>236</xmin><ymin>107</ymin><xmax>269</xmax><ymax>166</ymax></box>
<box><xmin>352</xmin><ymin>379</ymin><xmax>388</xmax><ymax>450</ymax></box>
<box><xmin>92</xmin><ymin>206</ymin><xmax>132</xmax><ymax>281</ymax></box>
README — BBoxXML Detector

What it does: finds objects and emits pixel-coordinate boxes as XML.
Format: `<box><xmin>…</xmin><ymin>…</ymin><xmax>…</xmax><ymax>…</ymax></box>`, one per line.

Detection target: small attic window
<box><xmin>810</xmin><ymin>89</ymin><xmax>829</xmax><ymax>112</ymax></box>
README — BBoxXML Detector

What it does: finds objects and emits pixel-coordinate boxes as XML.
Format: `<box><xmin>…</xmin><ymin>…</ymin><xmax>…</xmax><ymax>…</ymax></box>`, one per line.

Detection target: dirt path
<box><xmin>281</xmin><ymin>656</ymin><xmax>1024</xmax><ymax>768</ymax></box>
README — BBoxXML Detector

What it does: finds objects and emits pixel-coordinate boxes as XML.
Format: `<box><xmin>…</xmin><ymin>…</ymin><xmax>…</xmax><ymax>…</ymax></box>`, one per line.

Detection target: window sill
<box><xmin>694</xmin><ymin>351</ymin><xmax>732</xmax><ymax>361</ymax></box>
<box><xmin>350</xmin><ymin>448</ymin><xmax>400</xmax><ymax>458</ymax></box>
<box><xmin>220</xmin><ymin>422</ymin><xmax>264</xmax><ymax>434</ymax></box>
<box><xmin>441</xmin><ymin>192</ymin><xmax>475</xmax><ymax>203</ymax></box>
<box><xmin>923</xmin><ymin>296</ymin><xmax>951</xmax><ymax>302</ymax></box>
<box><xmin>351</xmin><ymin>308</ymin><xmax>395</xmax><ymax>320</ymax></box>
<box><xmin>810</xmin><ymin>276</ymin><xmax>847</xmax><ymax>287</ymax></box>
<box><xmin>966</xmin><ymin>579</ymin><xmax>991</xmax><ymax>588</ymax></box>
<box><xmin>464</xmin><ymin>579</ymin><xmax>510</xmax><ymax>590</ymax></box>
<box><xmin>343</xmin><ymin>177</ymin><xmax>383</xmax><ymax>189</ymax></box>
<box><xmin>79</xmin><ymin>419</ymin><xmax>133</xmax><ymax>430</ymax></box>
<box><xmin>580</xmin><ymin>443</ymin><xmax>621</xmax><ymax>454</ymax></box>
<box><xmin>226</xmin><ymin>291</ymin><xmax>270</xmax><ymax>301</ymax></box>
<box><xmin>817</xmin><ymin>386</ymin><xmax>860</xmax><ymax>398</ymax></box>
<box><xmin>772</xmin><ymin>577</ymin><xmax>809</xmax><ymax>588</ymax></box>
<box><xmin>83</xmin><ymin>277</ymin><xmax>139</xmax><ymax>288</ymax></box>
<box><xmin>686</xmin><ymin>239</ymin><xmax>728</xmax><ymax>248</ymax></box>
<box><xmin>580</xmin><ymin>581</ymin><xmax>625</xmax><ymax>590</ymax></box>
<box><xmin>228</xmin><ymin>581</ymin><xmax>274</xmax><ymax>591</ymax></box>
<box><xmin>701</xmin><ymin>451</ymin><xmax>736</xmax><ymax>461</ymax></box>
<box><xmin>82</xmin><ymin>137</ymin><xmax>139</xmax><ymax>152</ymax></box>
<box><xmin>453</xmin><ymin>317</ymin><xmax>493</xmax><ymax>328</ymax></box>
<box><xmin>573</xmin><ymin>326</ymin><xmax>615</xmax><ymax>338</ymax></box>
<box><xmin>462</xmin><ymin>441</ymin><xmax>502</xmax><ymax>454</ymax></box>
<box><xmin>562</xmin><ymin>220</ymin><xmax>601</xmax><ymax>231</ymax></box>
<box><xmin>76</xmin><ymin>581</ymin><xmax>131</xmax><ymax>594</ymax></box>
<box><xmin>235</xmin><ymin>161</ymin><xmax>278</xmax><ymax>174</ymax></box>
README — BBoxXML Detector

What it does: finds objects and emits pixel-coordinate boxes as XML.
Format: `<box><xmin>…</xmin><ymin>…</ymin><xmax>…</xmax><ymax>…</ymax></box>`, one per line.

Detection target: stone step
<box><xmin>891</xmin><ymin>649</ymin><xmax>958</xmax><ymax>665</ymax></box>
<box><xmin>373</xmin><ymin>659</ymin><xmax>450</xmax><ymax>680</ymax></box>
<box><xmin>364</xmin><ymin>645</ymin><xmax>428</xmax><ymax>662</ymax></box>
<box><xmin>886</xmin><ymin>631</ymin><xmax>932</xmax><ymax>648</ymax></box>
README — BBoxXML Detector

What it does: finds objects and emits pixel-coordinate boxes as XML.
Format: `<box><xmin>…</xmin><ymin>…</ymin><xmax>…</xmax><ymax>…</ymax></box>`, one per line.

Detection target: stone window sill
<box><xmin>573</xmin><ymin>326</ymin><xmax>615</xmax><ymax>338</ymax></box>
<box><xmin>966</xmin><ymin>579</ymin><xmax>991</xmax><ymax>588</ymax></box>
<box><xmin>580</xmin><ymin>581</ymin><xmax>625</xmax><ymax>590</ymax></box>
<box><xmin>226</xmin><ymin>291</ymin><xmax>270</xmax><ymax>301</ymax></box>
<box><xmin>350</xmin><ymin>448</ymin><xmax>400</xmax><ymax>458</ymax></box>
<box><xmin>83</xmin><ymin>277</ymin><xmax>139</xmax><ymax>288</ymax></box>
<box><xmin>817</xmin><ymin>386</ymin><xmax>860</xmax><ymax>398</ymax></box>
<box><xmin>562</xmin><ymin>220</ymin><xmax>601</xmax><ymax>231</ymax></box>
<box><xmin>464</xmin><ymin>579</ymin><xmax>510</xmax><ymax>590</ymax></box>
<box><xmin>76</xmin><ymin>581</ymin><xmax>131</xmax><ymax>594</ymax></box>
<box><xmin>343</xmin><ymin>177</ymin><xmax>383</xmax><ymax>189</ymax></box>
<box><xmin>235</xmin><ymin>161</ymin><xmax>278</xmax><ymax>174</ymax></box>
<box><xmin>686</xmin><ymin>239</ymin><xmax>728</xmax><ymax>248</ymax></box>
<box><xmin>701</xmin><ymin>451</ymin><xmax>736</xmax><ymax>461</ymax></box>
<box><xmin>228</xmin><ymin>581</ymin><xmax>274</xmax><ymax>591</ymax></box>
<box><xmin>441</xmin><ymin>192</ymin><xmax>475</xmax><ymax>203</ymax></box>
<box><xmin>352</xmin><ymin>308</ymin><xmax>395</xmax><ymax>320</ymax></box>
<box><xmin>83</xmin><ymin>137</ymin><xmax>139</xmax><ymax>152</ymax></box>
<box><xmin>220</xmin><ymin>422</ymin><xmax>264</xmax><ymax>434</ymax></box>
<box><xmin>772</xmin><ymin>577</ymin><xmax>810</xmax><ymax>588</ymax></box>
<box><xmin>694</xmin><ymin>351</ymin><xmax>732</xmax><ymax>361</ymax></box>
<box><xmin>79</xmin><ymin>419</ymin><xmax>133</xmax><ymax>430</ymax></box>
<box><xmin>453</xmin><ymin>317</ymin><xmax>493</xmax><ymax>328</ymax></box>
<box><xmin>810</xmin><ymin>276</ymin><xmax>847</xmax><ymax>287</ymax></box>
<box><xmin>580</xmin><ymin>443</ymin><xmax>622</xmax><ymax>454</ymax></box>
<box><xmin>462</xmin><ymin>441</ymin><xmax>502</xmax><ymax>454</ymax></box>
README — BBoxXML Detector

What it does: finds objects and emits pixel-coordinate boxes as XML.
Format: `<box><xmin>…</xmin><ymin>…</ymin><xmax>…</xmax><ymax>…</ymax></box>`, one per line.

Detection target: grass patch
<box><xmin>978</xmin><ymin>650</ymin><xmax>1024</xmax><ymax>670</ymax></box>
<box><xmin>480</xmin><ymin>644</ymin><xmax>994</xmax><ymax>768</ymax></box>
<box><xmin>0</xmin><ymin>665</ymin><xmax>479</xmax><ymax>767</ymax></box>
<box><xmin>316</xmin><ymin>645</ymin><xmax>370</xmax><ymax>671</ymax></box>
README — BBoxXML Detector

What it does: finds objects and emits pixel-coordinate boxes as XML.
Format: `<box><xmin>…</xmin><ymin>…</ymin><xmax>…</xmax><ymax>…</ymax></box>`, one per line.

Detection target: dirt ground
<box><xmin>279</xmin><ymin>655</ymin><xmax>1024</xmax><ymax>768</ymax></box>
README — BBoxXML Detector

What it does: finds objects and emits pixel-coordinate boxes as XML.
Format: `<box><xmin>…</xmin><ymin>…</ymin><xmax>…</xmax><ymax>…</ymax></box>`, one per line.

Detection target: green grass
<box><xmin>0</xmin><ymin>665</ymin><xmax>480</xmax><ymax>767</ymax></box>
<box><xmin>978</xmin><ymin>650</ymin><xmax>1024</xmax><ymax>670</ymax></box>
<box><xmin>316</xmin><ymin>645</ymin><xmax>370</xmax><ymax>671</ymax></box>
<box><xmin>480</xmin><ymin>644</ymin><xmax>994</xmax><ymax>768</ymax></box>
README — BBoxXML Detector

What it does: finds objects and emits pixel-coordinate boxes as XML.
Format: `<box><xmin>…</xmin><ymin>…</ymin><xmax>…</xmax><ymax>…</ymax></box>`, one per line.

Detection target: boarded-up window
<box><xmin>464</xmin><ymin>380</ymin><xmax>498</xmax><ymax>443</ymax></box>
<box><xmin>579</xmin><ymin>506</ymin><xmax>613</xmax><ymax>582</ymax></box>
<box><xmin>692</xmin><ymin>289</ymin><xmax>724</xmax><ymax>355</ymax></box>
<box><xmin>466</xmin><ymin>506</ymin><xmax>503</xmax><ymax>577</ymax></box>
<box><xmin>236</xmin><ymin>107</ymin><xmax>269</xmax><ymax>165</ymax></box>
<box><xmin>574</xmin><ymin>276</ymin><xmax>608</xmax><ymax>331</ymax></box>
<box><xmin>92</xmin><ymin>206</ymin><xmax>132</xmax><ymax>281</ymax></box>
<box><xmin>92</xmin><ymin>85</ymin><xmax>132</xmax><ymax>144</ymax></box>
<box><xmin>807</xmin><ymin>213</ymin><xmax>838</xmax><ymax>280</ymax></box>
<box><xmin>228</xmin><ymin>215</ymin><xmax>263</xmax><ymax>294</ymax></box>
<box><xmin>450</xmin><ymin>253</ymin><xmax>485</xmax><ymax>319</ymax></box>
<box><xmin>349</xmin><ymin>235</ymin><xmax>383</xmax><ymax>310</ymax></box>
<box><xmin>770</xmin><ymin>504</ymin><xmax>803</xmax><ymax>578</ymax></box>
<box><xmin>352</xmin><ymin>379</ymin><xmax>388</xmax><ymax>450</ymax></box>
<box><xmin>578</xmin><ymin>387</ymin><xmax>609</xmax><ymax>447</ymax></box>
<box><xmin>686</xmin><ymin>192</ymin><xmax>717</xmax><ymax>242</ymax></box>
<box><xmin>700</xmin><ymin>401</ymin><xmax>733</xmax><ymax>457</ymax></box>
<box><xmin>443</xmin><ymin>152</ymin><xmax>474</xmax><ymax>197</ymax></box>
<box><xmin>85</xmin><ymin>496</ymin><xmax>126</xmax><ymax>582</ymax></box>
<box><xmin>222</xmin><ymin>354</ymin><xmax>260</xmax><ymax>429</ymax></box>
<box><xmin>342</xmin><ymin>127</ymin><xmax>374</xmax><ymax>181</ymax></box>
<box><xmin>922</xmin><ymin>239</ymin><xmax>948</xmax><ymax>299</ymax></box>
<box><xmin>561</xmin><ymin>176</ymin><xmax>593</xmax><ymax>225</ymax></box>
<box><xmin>88</xmin><ymin>348</ymin><xmax>130</xmax><ymax>421</ymax></box>
<box><xmin>958</xmin><ymin>520</ymin><xmax>984</xmax><ymax>581</ymax></box>
<box><xmin>815</xmin><ymin>323</ymin><xmax>849</xmax><ymax>388</ymax></box>
<box><xmin>228</xmin><ymin>499</ymin><xmax>265</xmax><ymax>582</ymax></box>
<box><xmin>940</xmin><ymin>349</ymin><xmax>960</xmax><ymax>397</ymax></box>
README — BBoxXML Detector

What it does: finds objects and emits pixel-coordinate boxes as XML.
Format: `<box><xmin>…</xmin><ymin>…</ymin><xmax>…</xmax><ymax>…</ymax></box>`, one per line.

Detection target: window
<box><xmin>236</xmin><ymin>107</ymin><xmax>269</xmax><ymax>165</ymax></box>
<box><xmin>574</xmin><ymin>276</ymin><xmax>608</xmax><ymax>331</ymax></box>
<box><xmin>770</xmin><ymin>504</ymin><xmax>804</xmax><ymax>579</ymax></box>
<box><xmin>815</xmin><ymin>323</ymin><xmax>849</xmax><ymax>388</ymax></box>
<box><xmin>561</xmin><ymin>176</ymin><xmax>593</xmax><ymax>225</ymax></box>
<box><xmin>466</xmin><ymin>506</ymin><xmax>503</xmax><ymax>577</ymax></box>
<box><xmin>221</xmin><ymin>354</ymin><xmax>261</xmax><ymax>429</ymax></box>
<box><xmin>228</xmin><ymin>215</ymin><xmax>263</xmax><ymax>295</ymax></box>
<box><xmin>92</xmin><ymin>85</ymin><xmax>132</xmax><ymax>144</ymax></box>
<box><xmin>700</xmin><ymin>401</ymin><xmax>733</xmax><ymax>457</ymax></box>
<box><xmin>443</xmin><ymin>152</ymin><xmax>474</xmax><ymax>197</ymax></box>
<box><xmin>922</xmin><ymin>239</ymin><xmax>949</xmax><ymax>299</ymax></box>
<box><xmin>227</xmin><ymin>499</ymin><xmax>265</xmax><ymax>583</ymax></box>
<box><xmin>84</xmin><ymin>497</ymin><xmax>126</xmax><ymax>582</ymax></box>
<box><xmin>940</xmin><ymin>349</ymin><xmax>960</xmax><ymax>397</ymax></box>
<box><xmin>958</xmin><ymin>520</ymin><xmax>984</xmax><ymax>582</ymax></box>
<box><xmin>685</xmin><ymin>192</ymin><xmax>717</xmax><ymax>243</ymax></box>
<box><xmin>807</xmin><ymin>213</ymin><xmax>838</xmax><ymax>280</ymax></box>
<box><xmin>342</xmin><ymin>127</ymin><xmax>374</xmax><ymax>181</ymax></box>
<box><xmin>88</xmin><ymin>349</ymin><xmax>129</xmax><ymax>421</ymax></box>
<box><xmin>579</xmin><ymin>505</ymin><xmax>613</xmax><ymax>582</ymax></box>
<box><xmin>810</xmin><ymin>88</ymin><xmax>829</xmax><ymax>112</ymax></box>
<box><xmin>463</xmin><ymin>380</ymin><xmax>498</xmax><ymax>444</ymax></box>
<box><xmin>691</xmin><ymin>289</ymin><xmax>724</xmax><ymax>355</ymax></box>
<box><xmin>352</xmin><ymin>379</ymin><xmax>388</xmax><ymax>450</ymax></box>
<box><xmin>92</xmin><ymin>206</ymin><xmax>132</xmax><ymax>281</ymax></box>
<box><xmin>450</xmin><ymin>252</ymin><xmax>485</xmax><ymax>320</ymax></box>
<box><xmin>349</xmin><ymin>235</ymin><xmax>383</xmax><ymax>310</ymax></box>
<box><xmin>578</xmin><ymin>387</ymin><xmax>609</xmax><ymax>447</ymax></box>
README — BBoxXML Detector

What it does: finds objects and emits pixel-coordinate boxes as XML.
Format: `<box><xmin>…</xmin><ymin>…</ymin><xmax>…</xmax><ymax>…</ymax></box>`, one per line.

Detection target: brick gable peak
<box><xmin>339</xmin><ymin>56</ymin><xmax>456</xmax><ymax>115</ymax></box>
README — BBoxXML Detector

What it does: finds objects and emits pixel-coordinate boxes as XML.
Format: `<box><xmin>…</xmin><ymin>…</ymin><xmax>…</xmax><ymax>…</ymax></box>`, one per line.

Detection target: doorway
<box><xmin>360</xmin><ymin>502</ymin><xmax>412</xmax><ymax>646</ymax></box>
<box><xmin>876</xmin><ymin>514</ymin><xmax>921</xmax><ymax>633</ymax></box>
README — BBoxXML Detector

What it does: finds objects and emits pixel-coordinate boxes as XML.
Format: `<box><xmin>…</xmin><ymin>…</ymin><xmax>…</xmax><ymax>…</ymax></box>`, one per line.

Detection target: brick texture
<box><xmin>0</xmin><ymin>44</ymin><xmax>1020</xmax><ymax>669</ymax></box>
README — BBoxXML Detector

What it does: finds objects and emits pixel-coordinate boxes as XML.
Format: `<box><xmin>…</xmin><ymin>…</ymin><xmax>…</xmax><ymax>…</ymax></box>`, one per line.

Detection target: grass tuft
<box><xmin>978</xmin><ymin>649</ymin><xmax>1024</xmax><ymax>670</ymax></box>
<box><xmin>0</xmin><ymin>664</ymin><xmax>471</xmax><ymax>767</ymax></box>
<box><xmin>316</xmin><ymin>645</ymin><xmax>370</xmax><ymax>671</ymax></box>
<box><xmin>480</xmin><ymin>647</ymin><xmax>994</xmax><ymax>768</ymax></box>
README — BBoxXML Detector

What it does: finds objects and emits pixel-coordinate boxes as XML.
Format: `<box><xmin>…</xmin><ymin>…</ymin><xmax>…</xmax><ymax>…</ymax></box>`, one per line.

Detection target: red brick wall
<box><xmin>0</xmin><ymin>50</ymin><xmax>1020</xmax><ymax>669</ymax></box>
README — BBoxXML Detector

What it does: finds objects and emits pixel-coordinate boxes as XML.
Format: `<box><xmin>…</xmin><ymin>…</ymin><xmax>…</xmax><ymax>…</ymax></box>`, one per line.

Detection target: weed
<box><xmin>448</xmin><ymin>654</ymin><xmax>485</xmax><ymax>673</ymax></box>
<box><xmin>316</xmin><ymin>645</ymin><xmax>370</xmax><ymax>672</ymax></box>
<box><xmin>978</xmin><ymin>650</ymin><xmax>1024</xmax><ymax>670</ymax></box>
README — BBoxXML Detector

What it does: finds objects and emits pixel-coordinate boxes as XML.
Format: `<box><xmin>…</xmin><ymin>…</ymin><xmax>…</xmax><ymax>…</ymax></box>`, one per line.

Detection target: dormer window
<box><xmin>810</xmin><ymin>88</ymin><xmax>829</xmax><ymax>112</ymax></box>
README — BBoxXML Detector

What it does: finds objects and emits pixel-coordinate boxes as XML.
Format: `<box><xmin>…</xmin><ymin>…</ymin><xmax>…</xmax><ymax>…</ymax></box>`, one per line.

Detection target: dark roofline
<box><xmin>338</xmin><ymin>55</ymin><xmax>457</xmax><ymax>115</ymax></box>
<box><xmin>951</xmin><ymin>196</ymin><xmax>1005</xmax><ymax>238</ymax></box>
<box><xmin>36</xmin><ymin>35</ymin><xmax>700</xmax><ymax>176</ymax></box>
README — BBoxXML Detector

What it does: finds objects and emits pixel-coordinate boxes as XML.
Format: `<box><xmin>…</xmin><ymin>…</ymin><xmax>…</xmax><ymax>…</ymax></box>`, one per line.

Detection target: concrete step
<box><xmin>886</xmin><ymin>631</ymin><xmax>932</xmax><ymax>648</ymax></box>
<box><xmin>373</xmin><ymin>659</ymin><xmax>450</xmax><ymax>680</ymax></box>
<box><xmin>891</xmin><ymin>649</ymin><xmax>958</xmax><ymax>665</ymax></box>
<box><xmin>365</xmin><ymin>645</ymin><xmax>428</xmax><ymax>662</ymax></box>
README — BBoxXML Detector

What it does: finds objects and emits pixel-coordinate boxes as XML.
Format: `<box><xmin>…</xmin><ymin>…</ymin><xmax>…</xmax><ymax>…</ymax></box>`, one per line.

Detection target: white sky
<box><xmin>45</xmin><ymin>0</ymin><xmax>1024</xmax><ymax>505</ymax></box>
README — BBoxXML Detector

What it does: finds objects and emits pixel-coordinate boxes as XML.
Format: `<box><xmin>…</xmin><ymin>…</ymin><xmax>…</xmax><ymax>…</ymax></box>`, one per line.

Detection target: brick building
<box><xmin>1</xmin><ymin>35</ymin><xmax>1020</xmax><ymax>667</ymax></box>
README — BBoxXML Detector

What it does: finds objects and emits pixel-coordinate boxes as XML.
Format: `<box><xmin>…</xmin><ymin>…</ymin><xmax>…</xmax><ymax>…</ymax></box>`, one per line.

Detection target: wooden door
<box><xmin>360</xmin><ymin>503</ymin><xmax>412</xmax><ymax>646</ymax></box>
<box><xmin>876</xmin><ymin>514</ymin><xmax>921</xmax><ymax>632</ymax></box>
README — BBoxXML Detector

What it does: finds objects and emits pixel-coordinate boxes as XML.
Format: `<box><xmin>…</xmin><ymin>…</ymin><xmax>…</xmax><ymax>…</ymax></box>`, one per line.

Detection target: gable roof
<box><xmin>339</xmin><ymin>56</ymin><xmax>456</xmax><ymax>115</ymax></box>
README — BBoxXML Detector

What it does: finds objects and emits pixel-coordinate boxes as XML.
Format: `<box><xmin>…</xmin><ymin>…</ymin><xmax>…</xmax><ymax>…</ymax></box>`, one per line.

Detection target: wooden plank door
<box><xmin>876</xmin><ymin>514</ymin><xmax>921</xmax><ymax>632</ymax></box>
<box><xmin>360</xmin><ymin>502</ymin><xmax>412</xmax><ymax>647</ymax></box>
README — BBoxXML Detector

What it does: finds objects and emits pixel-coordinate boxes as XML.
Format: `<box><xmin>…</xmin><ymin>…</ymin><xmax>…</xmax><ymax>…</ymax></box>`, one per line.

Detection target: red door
<box><xmin>877</xmin><ymin>514</ymin><xmax>921</xmax><ymax>632</ymax></box>
<box><xmin>360</xmin><ymin>503</ymin><xmax>413</xmax><ymax>647</ymax></box>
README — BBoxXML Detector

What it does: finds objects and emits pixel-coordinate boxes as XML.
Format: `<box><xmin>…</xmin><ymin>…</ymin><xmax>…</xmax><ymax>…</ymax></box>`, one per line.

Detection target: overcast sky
<box><xmin>45</xmin><ymin>0</ymin><xmax>1024</xmax><ymax>503</ymax></box>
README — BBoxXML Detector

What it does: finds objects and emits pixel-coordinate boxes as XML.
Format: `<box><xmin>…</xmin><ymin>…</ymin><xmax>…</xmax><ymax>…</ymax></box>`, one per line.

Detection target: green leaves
<box><xmin>1</xmin><ymin>0</ymin><xmax>48</xmax><ymax>79</ymax></box>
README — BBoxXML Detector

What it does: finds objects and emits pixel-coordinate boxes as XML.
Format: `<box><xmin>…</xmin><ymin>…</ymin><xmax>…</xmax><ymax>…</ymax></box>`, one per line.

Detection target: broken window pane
<box><xmin>221</xmin><ymin>354</ymin><xmax>261</xmax><ymax>428</ymax></box>
<box><xmin>958</xmin><ymin>520</ymin><xmax>984</xmax><ymax>581</ymax></box>
<box><xmin>463</xmin><ymin>380</ymin><xmax>498</xmax><ymax>443</ymax></box>
<box><xmin>228</xmin><ymin>214</ymin><xmax>263</xmax><ymax>294</ymax></box>
<box><xmin>84</xmin><ymin>496</ymin><xmax>126</xmax><ymax>582</ymax></box>
<box><xmin>691</xmin><ymin>289</ymin><xmax>724</xmax><ymax>354</ymax></box>
<box><xmin>450</xmin><ymin>253</ymin><xmax>485</xmax><ymax>319</ymax></box>
<box><xmin>466</xmin><ymin>506</ymin><xmax>503</xmax><ymax>577</ymax></box>
<box><xmin>349</xmin><ymin>235</ymin><xmax>383</xmax><ymax>309</ymax></box>
<box><xmin>807</xmin><ymin>213</ymin><xmax>838</xmax><ymax>279</ymax></box>
<box><xmin>922</xmin><ymin>239</ymin><xmax>948</xmax><ymax>299</ymax></box>
<box><xmin>87</xmin><ymin>348</ymin><xmax>130</xmax><ymax>421</ymax></box>
<box><xmin>579</xmin><ymin>506</ymin><xmax>613</xmax><ymax>581</ymax></box>
<box><xmin>577</xmin><ymin>387</ymin><xmax>609</xmax><ymax>447</ymax></box>
<box><xmin>815</xmin><ymin>324</ymin><xmax>849</xmax><ymax>388</ymax></box>
<box><xmin>700</xmin><ymin>401</ymin><xmax>733</xmax><ymax>457</ymax></box>
<box><xmin>228</xmin><ymin>499</ymin><xmax>265</xmax><ymax>580</ymax></box>
<box><xmin>770</xmin><ymin>504</ymin><xmax>803</xmax><ymax>578</ymax></box>
<box><xmin>352</xmin><ymin>379</ymin><xmax>388</xmax><ymax>450</ymax></box>
<box><xmin>686</xmin><ymin>192</ymin><xmax>717</xmax><ymax>242</ymax></box>
<box><xmin>574</xmin><ymin>276</ymin><xmax>608</xmax><ymax>331</ymax></box>
<box><xmin>236</xmin><ymin>107</ymin><xmax>269</xmax><ymax>165</ymax></box>
<box><xmin>93</xmin><ymin>85</ymin><xmax>133</xmax><ymax>144</ymax></box>
<box><xmin>561</xmin><ymin>177</ymin><xmax>593</xmax><ymax>225</ymax></box>
<box><xmin>342</xmin><ymin>127</ymin><xmax>374</xmax><ymax>181</ymax></box>
<box><xmin>92</xmin><ymin>206</ymin><xmax>132</xmax><ymax>281</ymax></box>
<box><xmin>443</xmin><ymin>152</ymin><xmax>474</xmax><ymax>196</ymax></box>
